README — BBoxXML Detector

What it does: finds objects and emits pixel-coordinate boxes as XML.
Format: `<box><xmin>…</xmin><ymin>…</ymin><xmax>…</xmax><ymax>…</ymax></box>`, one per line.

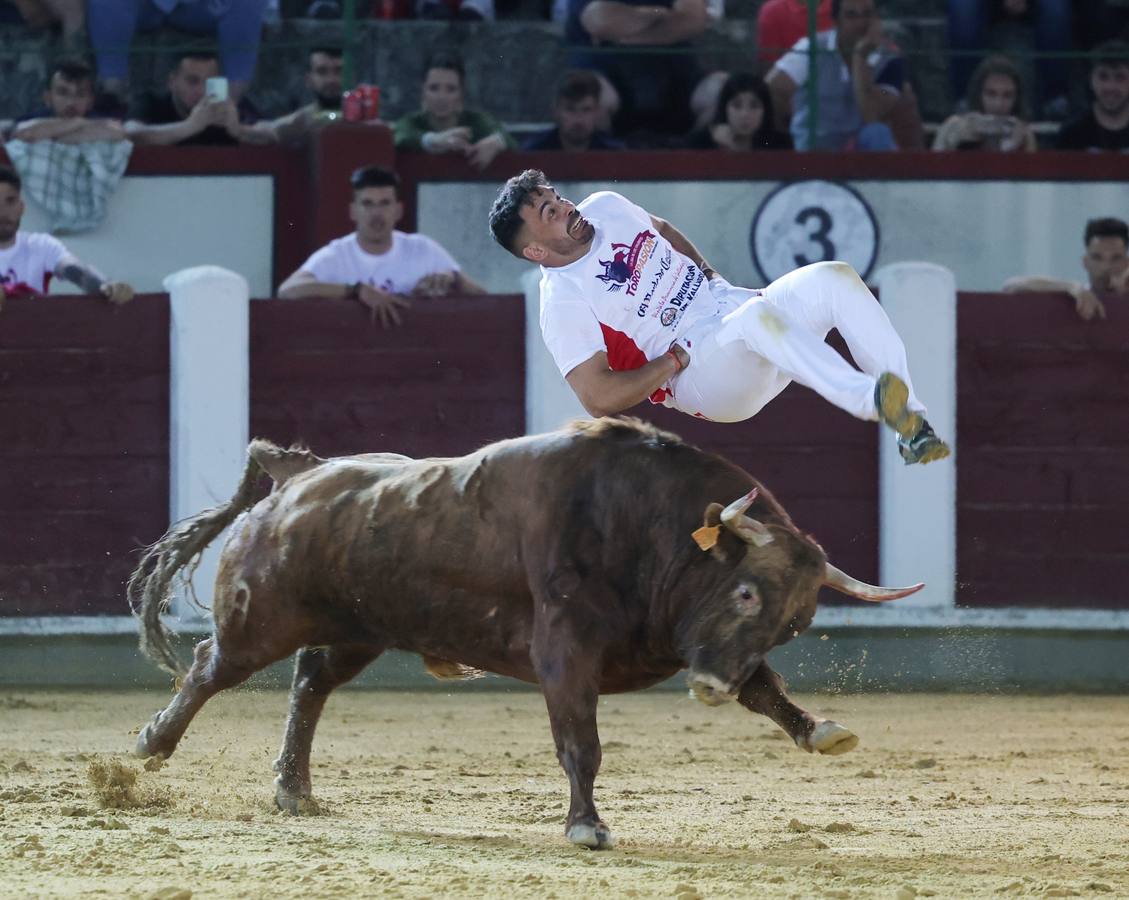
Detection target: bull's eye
<box><xmin>734</xmin><ymin>584</ymin><xmax>760</xmax><ymax>616</ymax></box>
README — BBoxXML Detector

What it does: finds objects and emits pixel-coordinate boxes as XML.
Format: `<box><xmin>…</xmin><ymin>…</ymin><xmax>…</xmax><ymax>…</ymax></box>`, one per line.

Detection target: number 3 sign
<box><xmin>749</xmin><ymin>180</ymin><xmax>879</xmax><ymax>283</ymax></box>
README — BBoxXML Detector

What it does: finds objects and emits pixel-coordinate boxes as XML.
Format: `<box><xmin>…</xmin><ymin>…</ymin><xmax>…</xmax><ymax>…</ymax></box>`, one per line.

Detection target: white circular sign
<box><xmin>750</xmin><ymin>180</ymin><xmax>879</xmax><ymax>283</ymax></box>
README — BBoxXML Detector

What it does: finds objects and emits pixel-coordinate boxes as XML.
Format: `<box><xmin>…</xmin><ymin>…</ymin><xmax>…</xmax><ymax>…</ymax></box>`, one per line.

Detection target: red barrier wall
<box><xmin>2</xmin><ymin>290</ymin><xmax>1125</xmax><ymax>618</ymax></box>
<box><xmin>249</xmin><ymin>295</ymin><xmax>525</xmax><ymax>458</ymax></box>
<box><xmin>956</xmin><ymin>292</ymin><xmax>1129</xmax><ymax>610</ymax></box>
<box><xmin>0</xmin><ymin>295</ymin><xmax>170</xmax><ymax>617</ymax></box>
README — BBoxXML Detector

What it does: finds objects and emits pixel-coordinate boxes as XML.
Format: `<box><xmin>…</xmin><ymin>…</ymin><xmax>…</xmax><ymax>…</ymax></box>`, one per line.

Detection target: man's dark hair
<box><xmin>556</xmin><ymin>70</ymin><xmax>601</xmax><ymax>105</ymax></box>
<box><xmin>309</xmin><ymin>46</ymin><xmax>343</xmax><ymax>66</ymax></box>
<box><xmin>48</xmin><ymin>59</ymin><xmax>94</xmax><ymax>87</ymax></box>
<box><xmin>173</xmin><ymin>49</ymin><xmax>220</xmax><ymax>71</ymax></box>
<box><xmin>966</xmin><ymin>54</ymin><xmax>1028</xmax><ymax>118</ymax></box>
<box><xmin>488</xmin><ymin>168</ymin><xmax>549</xmax><ymax>257</ymax></box>
<box><xmin>350</xmin><ymin>165</ymin><xmax>400</xmax><ymax>196</ymax></box>
<box><xmin>424</xmin><ymin>52</ymin><xmax>464</xmax><ymax>85</ymax></box>
<box><xmin>1093</xmin><ymin>40</ymin><xmax>1129</xmax><ymax>71</ymax></box>
<box><xmin>1084</xmin><ymin>217</ymin><xmax>1129</xmax><ymax>246</ymax></box>
<box><xmin>0</xmin><ymin>165</ymin><xmax>21</xmax><ymax>191</ymax></box>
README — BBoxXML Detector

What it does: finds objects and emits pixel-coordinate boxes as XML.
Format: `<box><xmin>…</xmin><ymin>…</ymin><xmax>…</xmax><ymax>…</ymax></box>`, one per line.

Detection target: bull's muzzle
<box><xmin>687</xmin><ymin>673</ymin><xmax>738</xmax><ymax>707</ymax></box>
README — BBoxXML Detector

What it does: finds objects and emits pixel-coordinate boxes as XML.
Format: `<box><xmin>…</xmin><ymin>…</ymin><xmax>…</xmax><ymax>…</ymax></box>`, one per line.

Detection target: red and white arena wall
<box><xmin>0</xmin><ymin>135</ymin><xmax>1126</xmax><ymax>642</ymax></box>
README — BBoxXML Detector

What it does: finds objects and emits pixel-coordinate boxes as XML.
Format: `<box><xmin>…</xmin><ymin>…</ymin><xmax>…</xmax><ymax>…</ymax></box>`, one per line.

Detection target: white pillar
<box><xmin>165</xmin><ymin>266</ymin><xmax>249</xmax><ymax>621</ymax></box>
<box><xmin>523</xmin><ymin>269</ymin><xmax>587</xmax><ymax>434</ymax></box>
<box><xmin>875</xmin><ymin>262</ymin><xmax>957</xmax><ymax>610</ymax></box>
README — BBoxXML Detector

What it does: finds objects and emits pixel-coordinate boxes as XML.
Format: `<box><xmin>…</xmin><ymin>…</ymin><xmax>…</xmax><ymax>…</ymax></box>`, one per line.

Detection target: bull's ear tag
<box><xmin>691</xmin><ymin>525</ymin><xmax>721</xmax><ymax>551</ymax></box>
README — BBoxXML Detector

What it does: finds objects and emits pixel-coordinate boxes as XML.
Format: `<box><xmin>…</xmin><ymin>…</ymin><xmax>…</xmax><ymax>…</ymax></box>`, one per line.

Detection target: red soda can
<box><xmin>359</xmin><ymin>84</ymin><xmax>381</xmax><ymax>120</ymax></box>
<box><xmin>342</xmin><ymin>89</ymin><xmax>363</xmax><ymax>122</ymax></box>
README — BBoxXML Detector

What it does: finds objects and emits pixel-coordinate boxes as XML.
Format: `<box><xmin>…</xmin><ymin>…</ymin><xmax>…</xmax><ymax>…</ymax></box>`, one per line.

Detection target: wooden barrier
<box><xmin>1</xmin><ymin>290</ymin><xmax>1125</xmax><ymax>620</ymax></box>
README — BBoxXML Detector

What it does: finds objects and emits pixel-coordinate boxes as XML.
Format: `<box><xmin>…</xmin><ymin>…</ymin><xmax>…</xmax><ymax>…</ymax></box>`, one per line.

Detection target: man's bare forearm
<box><xmin>655</xmin><ymin>219</ymin><xmax>715</xmax><ymax>275</ymax></box>
<box><xmin>573</xmin><ymin>354</ymin><xmax>682</xmax><ymax>417</ymax></box>
<box><xmin>277</xmin><ymin>280</ymin><xmax>352</xmax><ymax>300</ymax></box>
<box><xmin>1001</xmin><ymin>275</ymin><xmax>1081</xmax><ymax>295</ymax></box>
<box><xmin>12</xmin><ymin>118</ymin><xmax>87</xmax><ymax>142</ymax></box>
<box><xmin>57</xmin><ymin>261</ymin><xmax>106</xmax><ymax>294</ymax></box>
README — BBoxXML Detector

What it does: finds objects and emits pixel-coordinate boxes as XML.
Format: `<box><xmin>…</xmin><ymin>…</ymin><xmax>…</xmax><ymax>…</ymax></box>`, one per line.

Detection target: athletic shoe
<box><xmin>874</xmin><ymin>373</ymin><xmax>922</xmax><ymax>440</ymax></box>
<box><xmin>898</xmin><ymin>421</ymin><xmax>951</xmax><ymax>466</ymax></box>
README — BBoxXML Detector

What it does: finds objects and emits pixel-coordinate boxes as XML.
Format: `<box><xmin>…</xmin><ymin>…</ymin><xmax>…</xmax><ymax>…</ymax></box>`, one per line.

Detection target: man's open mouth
<box><xmin>567</xmin><ymin>211</ymin><xmax>585</xmax><ymax>238</ymax></box>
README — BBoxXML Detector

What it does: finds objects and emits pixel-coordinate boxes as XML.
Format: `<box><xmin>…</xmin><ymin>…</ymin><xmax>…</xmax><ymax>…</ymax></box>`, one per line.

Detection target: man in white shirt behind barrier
<box><xmin>488</xmin><ymin>168</ymin><xmax>949</xmax><ymax>465</ymax></box>
<box><xmin>279</xmin><ymin>165</ymin><xmax>485</xmax><ymax>327</ymax></box>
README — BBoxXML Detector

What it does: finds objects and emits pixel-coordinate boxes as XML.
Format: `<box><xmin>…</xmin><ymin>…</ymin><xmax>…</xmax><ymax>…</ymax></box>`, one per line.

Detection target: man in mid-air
<box><xmin>488</xmin><ymin>169</ymin><xmax>949</xmax><ymax>464</ymax></box>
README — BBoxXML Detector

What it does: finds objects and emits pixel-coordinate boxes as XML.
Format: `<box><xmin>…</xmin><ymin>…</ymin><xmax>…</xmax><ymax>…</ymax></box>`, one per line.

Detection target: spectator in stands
<box><xmin>947</xmin><ymin>0</ymin><xmax>1071</xmax><ymax>120</ymax></box>
<box><xmin>125</xmin><ymin>50</ymin><xmax>272</xmax><ymax>146</ymax></box>
<box><xmin>522</xmin><ymin>70</ymin><xmax>625</xmax><ymax>151</ymax></box>
<box><xmin>258</xmin><ymin>47</ymin><xmax>344</xmax><ymax>146</ymax></box>
<box><xmin>564</xmin><ymin>0</ymin><xmax>711</xmax><ymax>141</ymax></box>
<box><xmin>277</xmin><ymin>166</ymin><xmax>485</xmax><ymax>328</ymax></box>
<box><xmin>393</xmin><ymin>55</ymin><xmax>514</xmax><ymax>171</ymax></box>
<box><xmin>1001</xmin><ymin>216</ymin><xmax>1128</xmax><ymax>321</ymax></box>
<box><xmin>11</xmin><ymin>60</ymin><xmax>127</xmax><ymax>144</ymax></box>
<box><xmin>766</xmin><ymin>0</ymin><xmax>903</xmax><ymax>151</ymax></box>
<box><xmin>0</xmin><ymin>166</ymin><xmax>133</xmax><ymax>312</ymax></box>
<box><xmin>686</xmin><ymin>71</ymin><xmax>793</xmax><ymax>149</ymax></box>
<box><xmin>756</xmin><ymin>0</ymin><xmax>833</xmax><ymax>71</ymax></box>
<box><xmin>1057</xmin><ymin>41</ymin><xmax>1129</xmax><ymax>152</ymax></box>
<box><xmin>932</xmin><ymin>55</ymin><xmax>1036</xmax><ymax>151</ymax></box>
<box><xmin>0</xmin><ymin>0</ymin><xmax>84</xmax><ymax>42</ymax></box>
<box><xmin>88</xmin><ymin>0</ymin><xmax>268</xmax><ymax>105</ymax></box>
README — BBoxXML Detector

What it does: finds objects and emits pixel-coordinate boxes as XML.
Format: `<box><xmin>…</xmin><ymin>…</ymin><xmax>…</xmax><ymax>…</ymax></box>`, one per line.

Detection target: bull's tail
<box><xmin>127</xmin><ymin>439</ymin><xmax>289</xmax><ymax>676</ymax></box>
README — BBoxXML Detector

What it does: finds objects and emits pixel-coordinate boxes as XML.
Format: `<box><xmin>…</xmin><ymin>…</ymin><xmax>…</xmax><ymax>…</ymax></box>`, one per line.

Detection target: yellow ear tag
<box><xmin>691</xmin><ymin>525</ymin><xmax>720</xmax><ymax>551</ymax></box>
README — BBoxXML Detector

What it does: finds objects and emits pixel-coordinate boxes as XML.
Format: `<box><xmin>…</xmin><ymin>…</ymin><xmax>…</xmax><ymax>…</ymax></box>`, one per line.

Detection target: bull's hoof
<box><xmin>566</xmin><ymin>822</ymin><xmax>616</xmax><ymax>850</ymax></box>
<box><xmin>801</xmin><ymin>720</ymin><xmax>859</xmax><ymax>756</ymax></box>
<box><xmin>134</xmin><ymin>724</ymin><xmax>164</xmax><ymax>760</ymax></box>
<box><xmin>274</xmin><ymin>779</ymin><xmax>320</xmax><ymax>816</ymax></box>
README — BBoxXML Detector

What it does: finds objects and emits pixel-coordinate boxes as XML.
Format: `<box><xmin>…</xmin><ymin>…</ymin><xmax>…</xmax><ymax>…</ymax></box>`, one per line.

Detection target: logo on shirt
<box><xmin>596</xmin><ymin>229</ymin><xmax>656</xmax><ymax>295</ymax></box>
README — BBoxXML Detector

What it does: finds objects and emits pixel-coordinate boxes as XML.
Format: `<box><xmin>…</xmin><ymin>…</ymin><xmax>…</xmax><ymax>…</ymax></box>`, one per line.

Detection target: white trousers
<box><xmin>670</xmin><ymin>261</ymin><xmax>926</xmax><ymax>423</ymax></box>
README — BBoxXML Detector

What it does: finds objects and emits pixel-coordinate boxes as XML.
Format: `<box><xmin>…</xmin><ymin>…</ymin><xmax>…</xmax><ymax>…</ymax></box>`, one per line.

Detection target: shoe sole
<box><xmin>902</xmin><ymin>439</ymin><xmax>952</xmax><ymax>466</ymax></box>
<box><xmin>876</xmin><ymin>373</ymin><xmax>922</xmax><ymax>440</ymax></box>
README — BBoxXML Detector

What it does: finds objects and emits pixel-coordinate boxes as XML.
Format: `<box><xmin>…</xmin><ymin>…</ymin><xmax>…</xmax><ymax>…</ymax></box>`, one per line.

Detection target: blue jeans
<box><xmin>89</xmin><ymin>0</ymin><xmax>269</xmax><ymax>83</ymax></box>
<box><xmin>947</xmin><ymin>0</ymin><xmax>1072</xmax><ymax>108</ymax></box>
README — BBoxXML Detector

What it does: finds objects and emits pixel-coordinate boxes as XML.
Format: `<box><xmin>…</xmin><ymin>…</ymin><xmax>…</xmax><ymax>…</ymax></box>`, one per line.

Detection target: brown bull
<box><xmin>128</xmin><ymin>418</ymin><xmax>920</xmax><ymax>849</ymax></box>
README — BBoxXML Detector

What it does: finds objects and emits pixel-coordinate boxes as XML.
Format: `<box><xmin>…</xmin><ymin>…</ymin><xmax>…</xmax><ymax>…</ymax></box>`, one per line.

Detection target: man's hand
<box><xmin>218</xmin><ymin>99</ymin><xmax>242</xmax><ymax>137</ymax></box>
<box><xmin>186</xmin><ymin>96</ymin><xmax>224</xmax><ymax>133</ymax></box>
<box><xmin>1070</xmin><ymin>286</ymin><xmax>1107</xmax><ymax>321</ymax></box>
<box><xmin>411</xmin><ymin>272</ymin><xmax>457</xmax><ymax>297</ymax></box>
<box><xmin>358</xmin><ymin>283</ymin><xmax>411</xmax><ymax>328</ymax></box>
<box><xmin>464</xmin><ymin>132</ymin><xmax>507</xmax><ymax>170</ymax></box>
<box><xmin>668</xmin><ymin>340</ymin><xmax>691</xmax><ymax>370</ymax></box>
<box><xmin>101</xmin><ymin>281</ymin><xmax>135</xmax><ymax>305</ymax></box>
<box><xmin>854</xmin><ymin>18</ymin><xmax>884</xmax><ymax>58</ymax></box>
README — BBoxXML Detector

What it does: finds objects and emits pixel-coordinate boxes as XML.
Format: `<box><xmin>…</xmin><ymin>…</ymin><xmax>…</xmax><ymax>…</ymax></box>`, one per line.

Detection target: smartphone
<box><xmin>205</xmin><ymin>77</ymin><xmax>229</xmax><ymax>101</ymax></box>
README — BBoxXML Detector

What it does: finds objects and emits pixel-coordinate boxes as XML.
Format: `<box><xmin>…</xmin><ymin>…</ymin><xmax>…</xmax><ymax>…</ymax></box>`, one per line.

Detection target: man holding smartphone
<box><xmin>125</xmin><ymin>51</ymin><xmax>271</xmax><ymax>146</ymax></box>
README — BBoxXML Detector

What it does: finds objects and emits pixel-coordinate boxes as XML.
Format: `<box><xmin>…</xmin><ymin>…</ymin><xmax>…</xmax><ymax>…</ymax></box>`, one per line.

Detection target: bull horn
<box><xmin>719</xmin><ymin>488</ymin><xmax>773</xmax><ymax>547</ymax></box>
<box><xmin>823</xmin><ymin>563</ymin><xmax>924</xmax><ymax>602</ymax></box>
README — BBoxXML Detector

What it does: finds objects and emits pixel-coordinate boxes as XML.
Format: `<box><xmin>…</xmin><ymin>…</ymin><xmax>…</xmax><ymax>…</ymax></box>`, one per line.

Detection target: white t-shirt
<box><xmin>539</xmin><ymin>191</ymin><xmax>718</xmax><ymax>403</ymax></box>
<box><xmin>300</xmin><ymin>230</ymin><xmax>460</xmax><ymax>295</ymax></box>
<box><xmin>0</xmin><ymin>231</ymin><xmax>70</xmax><ymax>295</ymax></box>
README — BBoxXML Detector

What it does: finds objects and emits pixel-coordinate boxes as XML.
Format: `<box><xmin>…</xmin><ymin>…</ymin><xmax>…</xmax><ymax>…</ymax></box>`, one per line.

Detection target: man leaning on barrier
<box><xmin>0</xmin><ymin>166</ymin><xmax>133</xmax><ymax>313</ymax></box>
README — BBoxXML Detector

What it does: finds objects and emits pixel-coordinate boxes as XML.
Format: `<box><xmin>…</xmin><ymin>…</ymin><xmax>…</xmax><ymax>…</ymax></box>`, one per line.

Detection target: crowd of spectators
<box><xmin>1</xmin><ymin>0</ymin><xmax>1128</xmax><ymax>154</ymax></box>
<box><xmin>0</xmin><ymin>0</ymin><xmax>1125</xmax><ymax>318</ymax></box>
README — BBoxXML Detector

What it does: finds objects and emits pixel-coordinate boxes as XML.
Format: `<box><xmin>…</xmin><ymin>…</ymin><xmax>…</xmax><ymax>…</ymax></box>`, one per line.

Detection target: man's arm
<box><xmin>579</xmin><ymin>0</ymin><xmax>671</xmax><ymax>42</ymax></box>
<box><xmin>1002</xmin><ymin>275</ymin><xmax>1107</xmax><ymax>321</ymax></box>
<box><xmin>277</xmin><ymin>268</ymin><xmax>353</xmax><ymax>300</ymax></box>
<box><xmin>12</xmin><ymin>118</ymin><xmax>89</xmax><ymax>142</ymax></box>
<box><xmin>565</xmin><ymin>347</ymin><xmax>687</xmax><ymax>418</ymax></box>
<box><xmin>650</xmin><ymin>214</ymin><xmax>721</xmax><ymax>280</ymax></box>
<box><xmin>54</xmin><ymin>256</ymin><xmax>134</xmax><ymax>303</ymax></box>
<box><xmin>765</xmin><ymin>67</ymin><xmax>797</xmax><ymax>131</ymax></box>
<box><xmin>125</xmin><ymin>97</ymin><xmax>218</xmax><ymax>146</ymax></box>
<box><xmin>850</xmin><ymin>25</ymin><xmax>901</xmax><ymax>124</ymax></box>
<box><xmin>453</xmin><ymin>271</ymin><xmax>487</xmax><ymax>294</ymax></box>
<box><xmin>614</xmin><ymin>0</ymin><xmax>709</xmax><ymax>45</ymax></box>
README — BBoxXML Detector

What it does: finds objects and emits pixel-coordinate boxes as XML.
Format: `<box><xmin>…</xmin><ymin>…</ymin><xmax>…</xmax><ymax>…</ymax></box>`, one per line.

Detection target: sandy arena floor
<box><xmin>0</xmin><ymin>687</ymin><xmax>1126</xmax><ymax>899</ymax></box>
